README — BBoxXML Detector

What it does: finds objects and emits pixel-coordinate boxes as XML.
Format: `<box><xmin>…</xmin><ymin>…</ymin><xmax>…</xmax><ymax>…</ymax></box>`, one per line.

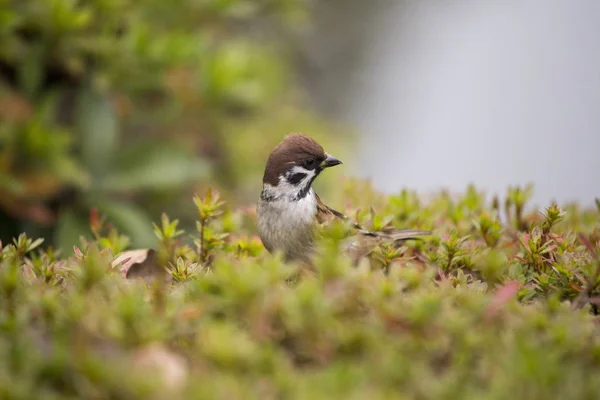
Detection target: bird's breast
<box><xmin>257</xmin><ymin>191</ymin><xmax>318</xmax><ymax>260</ymax></box>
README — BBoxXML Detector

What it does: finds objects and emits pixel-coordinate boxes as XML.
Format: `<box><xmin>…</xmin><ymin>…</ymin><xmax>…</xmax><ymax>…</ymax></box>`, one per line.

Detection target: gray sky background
<box><xmin>311</xmin><ymin>0</ymin><xmax>600</xmax><ymax>208</ymax></box>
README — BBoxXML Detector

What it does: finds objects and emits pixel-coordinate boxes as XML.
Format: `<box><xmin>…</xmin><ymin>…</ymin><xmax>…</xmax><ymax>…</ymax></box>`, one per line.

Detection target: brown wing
<box><xmin>314</xmin><ymin>192</ymin><xmax>431</xmax><ymax>242</ymax></box>
<box><xmin>315</xmin><ymin>192</ymin><xmax>349</xmax><ymax>223</ymax></box>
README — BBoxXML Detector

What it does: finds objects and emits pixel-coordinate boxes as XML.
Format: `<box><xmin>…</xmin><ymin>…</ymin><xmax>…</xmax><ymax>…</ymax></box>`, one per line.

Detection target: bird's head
<box><xmin>261</xmin><ymin>134</ymin><xmax>342</xmax><ymax>201</ymax></box>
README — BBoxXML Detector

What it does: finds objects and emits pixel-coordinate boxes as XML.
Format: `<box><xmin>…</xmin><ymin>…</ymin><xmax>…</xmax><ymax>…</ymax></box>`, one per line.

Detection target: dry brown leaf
<box><xmin>112</xmin><ymin>249</ymin><xmax>168</xmax><ymax>281</ymax></box>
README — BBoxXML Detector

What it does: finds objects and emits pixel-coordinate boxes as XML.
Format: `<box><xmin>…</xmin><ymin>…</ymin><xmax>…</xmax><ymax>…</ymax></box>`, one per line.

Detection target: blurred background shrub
<box><xmin>0</xmin><ymin>0</ymin><xmax>346</xmax><ymax>251</ymax></box>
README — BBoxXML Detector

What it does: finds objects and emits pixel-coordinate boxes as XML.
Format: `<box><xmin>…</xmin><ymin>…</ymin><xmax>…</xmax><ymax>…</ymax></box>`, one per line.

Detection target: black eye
<box><xmin>304</xmin><ymin>158</ymin><xmax>316</xmax><ymax>168</ymax></box>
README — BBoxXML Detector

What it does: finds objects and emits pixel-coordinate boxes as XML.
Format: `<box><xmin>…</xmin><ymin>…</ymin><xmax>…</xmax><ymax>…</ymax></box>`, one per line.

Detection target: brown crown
<box><xmin>262</xmin><ymin>133</ymin><xmax>326</xmax><ymax>186</ymax></box>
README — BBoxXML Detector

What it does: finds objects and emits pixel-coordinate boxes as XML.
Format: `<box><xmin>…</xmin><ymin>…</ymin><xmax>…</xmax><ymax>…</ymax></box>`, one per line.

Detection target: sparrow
<box><xmin>256</xmin><ymin>133</ymin><xmax>430</xmax><ymax>264</ymax></box>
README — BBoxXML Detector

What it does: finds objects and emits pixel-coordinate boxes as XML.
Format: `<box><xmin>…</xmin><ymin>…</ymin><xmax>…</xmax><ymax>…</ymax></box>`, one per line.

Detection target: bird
<box><xmin>256</xmin><ymin>133</ymin><xmax>430</xmax><ymax>264</ymax></box>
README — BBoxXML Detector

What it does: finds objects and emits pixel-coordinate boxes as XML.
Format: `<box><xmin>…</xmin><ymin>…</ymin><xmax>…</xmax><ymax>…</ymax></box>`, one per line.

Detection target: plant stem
<box><xmin>199</xmin><ymin>217</ymin><xmax>206</xmax><ymax>262</ymax></box>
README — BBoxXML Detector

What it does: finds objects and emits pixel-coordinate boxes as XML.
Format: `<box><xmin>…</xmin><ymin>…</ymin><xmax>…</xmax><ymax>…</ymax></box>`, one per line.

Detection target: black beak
<box><xmin>320</xmin><ymin>154</ymin><xmax>342</xmax><ymax>169</ymax></box>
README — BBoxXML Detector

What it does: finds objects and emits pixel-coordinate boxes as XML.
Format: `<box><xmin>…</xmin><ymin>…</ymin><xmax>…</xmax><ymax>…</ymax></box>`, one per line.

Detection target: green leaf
<box><xmin>0</xmin><ymin>10</ymin><xmax>21</xmax><ymax>34</ymax></box>
<box><xmin>19</xmin><ymin>42</ymin><xmax>44</xmax><ymax>97</ymax></box>
<box><xmin>27</xmin><ymin>238</ymin><xmax>44</xmax><ymax>252</ymax></box>
<box><xmin>101</xmin><ymin>142</ymin><xmax>210</xmax><ymax>193</ymax></box>
<box><xmin>52</xmin><ymin>155</ymin><xmax>91</xmax><ymax>190</ymax></box>
<box><xmin>0</xmin><ymin>173</ymin><xmax>24</xmax><ymax>194</ymax></box>
<box><xmin>75</xmin><ymin>86</ymin><xmax>119</xmax><ymax>178</ymax></box>
<box><xmin>55</xmin><ymin>210</ymin><xmax>91</xmax><ymax>252</ymax></box>
<box><xmin>98</xmin><ymin>200</ymin><xmax>156</xmax><ymax>248</ymax></box>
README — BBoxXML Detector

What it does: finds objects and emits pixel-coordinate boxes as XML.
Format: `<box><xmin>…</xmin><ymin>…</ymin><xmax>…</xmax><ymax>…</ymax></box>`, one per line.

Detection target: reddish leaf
<box><xmin>487</xmin><ymin>280</ymin><xmax>520</xmax><ymax>316</ymax></box>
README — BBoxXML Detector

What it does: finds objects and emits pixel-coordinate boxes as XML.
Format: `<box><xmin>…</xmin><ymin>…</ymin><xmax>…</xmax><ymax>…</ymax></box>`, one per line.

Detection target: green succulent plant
<box><xmin>1</xmin><ymin>183</ymin><xmax>600</xmax><ymax>398</ymax></box>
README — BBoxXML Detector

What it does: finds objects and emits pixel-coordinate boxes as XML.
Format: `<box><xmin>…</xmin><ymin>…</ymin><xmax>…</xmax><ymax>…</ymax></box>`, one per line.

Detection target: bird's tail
<box><xmin>314</xmin><ymin>193</ymin><xmax>431</xmax><ymax>244</ymax></box>
<box><xmin>360</xmin><ymin>228</ymin><xmax>431</xmax><ymax>242</ymax></box>
<box><xmin>343</xmin><ymin>228</ymin><xmax>431</xmax><ymax>266</ymax></box>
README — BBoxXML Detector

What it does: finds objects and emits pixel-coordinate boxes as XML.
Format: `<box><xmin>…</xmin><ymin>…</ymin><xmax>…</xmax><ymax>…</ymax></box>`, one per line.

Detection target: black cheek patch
<box><xmin>288</xmin><ymin>173</ymin><xmax>308</xmax><ymax>185</ymax></box>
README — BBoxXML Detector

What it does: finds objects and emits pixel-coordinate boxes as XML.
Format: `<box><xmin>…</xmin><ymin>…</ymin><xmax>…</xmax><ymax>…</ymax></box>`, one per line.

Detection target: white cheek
<box><xmin>260</xmin><ymin>166</ymin><xmax>317</xmax><ymax>202</ymax></box>
<box><xmin>283</xmin><ymin>166</ymin><xmax>316</xmax><ymax>192</ymax></box>
<box><xmin>288</xmin><ymin>165</ymin><xmax>315</xmax><ymax>177</ymax></box>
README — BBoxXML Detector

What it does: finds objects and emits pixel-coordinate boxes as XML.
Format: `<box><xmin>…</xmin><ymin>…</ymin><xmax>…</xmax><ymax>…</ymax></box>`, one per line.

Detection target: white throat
<box><xmin>257</xmin><ymin>180</ymin><xmax>318</xmax><ymax>260</ymax></box>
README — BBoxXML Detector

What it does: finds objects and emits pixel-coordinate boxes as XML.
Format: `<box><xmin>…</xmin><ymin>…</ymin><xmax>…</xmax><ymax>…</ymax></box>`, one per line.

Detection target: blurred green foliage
<box><xmin>1</xmin><ymin>184</ymin><xmax>600</xmax><ymax>398</ymax></box>
<box><xmin>0</xmin><ymin>0</ymin><xmax>341</xmax><ymax>251</ymax></box>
